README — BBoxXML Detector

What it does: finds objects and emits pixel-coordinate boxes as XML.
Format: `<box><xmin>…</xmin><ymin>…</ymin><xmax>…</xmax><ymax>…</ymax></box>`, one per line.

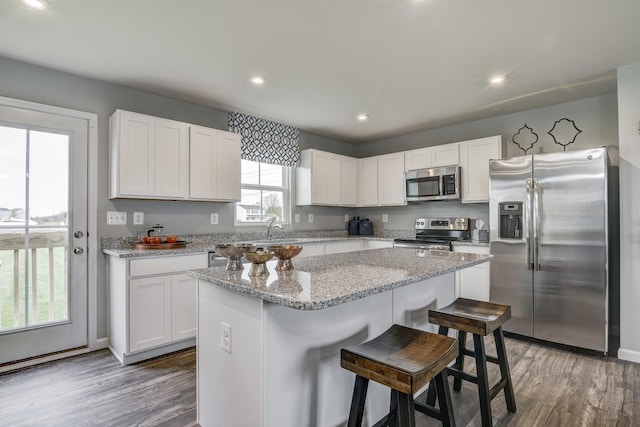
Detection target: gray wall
<box><xmin>617</xmin><ymin>62</ymin><xmax>640</xmax><ymax>362</ymax></box>
<box><xmin>358</xmin><ymin>94</ymin><xmax>619</xmax><ymax>159</ymax></box>
<box><xmin>356</xmin><ymin>93</ymin><xmax>619</xmax><ymax>231</ymax></box>
<box><xmin>0</xmin><ymin>57</ymin><xmax>357</xmax><ymax>339</ymax></box>
<box><xmin>0</xmin><ymin>56</ymin><xmax>622</xmax><ymax>346</ymax></box>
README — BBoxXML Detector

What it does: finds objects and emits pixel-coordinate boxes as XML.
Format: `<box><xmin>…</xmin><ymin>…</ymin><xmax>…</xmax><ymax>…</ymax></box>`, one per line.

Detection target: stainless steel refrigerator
<box><xmin>489</xmin><ymin>147</ymin><xmax>609</xmax><ymax>353</ymax></box>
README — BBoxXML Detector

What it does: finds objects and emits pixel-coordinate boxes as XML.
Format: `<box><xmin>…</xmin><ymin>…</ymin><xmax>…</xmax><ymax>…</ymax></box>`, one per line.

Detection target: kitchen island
<box><xmin>189</xmin><ymin>247</ymin><xmax>491</xmax><ymax>427</ymax></box>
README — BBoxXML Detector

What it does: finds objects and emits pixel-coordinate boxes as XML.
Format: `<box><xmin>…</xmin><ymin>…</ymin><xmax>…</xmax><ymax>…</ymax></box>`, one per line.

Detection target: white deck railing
<box><xmin>0</xmin><ymin>231</ymin><xmax>67</xmax><ymax>331</ymax></box>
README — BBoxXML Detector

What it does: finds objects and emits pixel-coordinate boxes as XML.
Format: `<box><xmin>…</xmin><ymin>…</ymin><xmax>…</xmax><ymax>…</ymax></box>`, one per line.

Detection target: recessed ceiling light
<box><xmin>250</xmin><ymin>75</ymin><xmax>266</xmax><ymax>85</ymax></box>
<box><xmin>23</xmin><ymin>0</ymin><xmax>46</xmax><ymax>9</ymax></box>
<box><xmin>357</xmin><ymin>114</ymin><xmax>369</xmax><ymax>122</ymax></box>
<box><xmin>489</xmin><ymin>75</ymin><xmax>506</xmax><ymax>84</ymax></box>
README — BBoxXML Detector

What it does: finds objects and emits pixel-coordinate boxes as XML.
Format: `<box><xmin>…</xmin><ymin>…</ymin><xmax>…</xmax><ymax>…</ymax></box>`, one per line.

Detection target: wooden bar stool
<box><xmin>341</xmin><ymin>324</ymin><xmax>458</xmax><ymax>427</ymax></box>
<box><xmin>426</xmin><ymin>298</ymin><xmax>517</xmax><ymax>427</ymax></box>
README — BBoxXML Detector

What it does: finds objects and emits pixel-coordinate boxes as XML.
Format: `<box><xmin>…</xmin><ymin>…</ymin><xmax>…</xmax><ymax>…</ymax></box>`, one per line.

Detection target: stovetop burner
<box><xmin>393</xmin><ymin>217</ymin><xmax>471</xmax><ymax>250</ymax></box>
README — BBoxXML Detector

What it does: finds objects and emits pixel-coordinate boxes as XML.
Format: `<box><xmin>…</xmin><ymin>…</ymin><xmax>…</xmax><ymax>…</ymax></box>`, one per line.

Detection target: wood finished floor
<box><xmin>0</xmin><ymin>337</ymin><xmax>638</xmax><ymax>427</ymax></box>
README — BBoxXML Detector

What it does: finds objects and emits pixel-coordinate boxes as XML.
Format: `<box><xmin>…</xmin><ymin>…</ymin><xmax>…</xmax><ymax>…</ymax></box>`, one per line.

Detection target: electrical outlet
<box><xmin>344</xmin><ymin>214</ymin><xmax>350</xmax><ymax>222</ymax></box>
<box><xmin>221</xmin><ymin>321</ymin><xmax>231</xmax><ymax>353</ymax></box>
<box><xmin>107</xmin><ymin>211</ymin><xmax>126</xmax><ymax>225</ymax></box>
<box><xmin>133</xmin><ymin>212</ymin><xmax>144</xmax><ymax>225</ymax></box>
<box><xmin>382</xmin><ymin>214</ymin><xmax>388</xmax><ymax>223</ymax></box>
<box><xmin>211</xmin><ymin>213</ymin><xmax>219</xmax><ymax>225</ymax></box>
<box><xmin>294</xmin><ymin>213</ymin><xmax>300</xmax><ymax>223</ymax></box>
<box><xmin>308</xmin><ymin>213</ymin><xmax>314</xmax><ymax>223</ymax></box>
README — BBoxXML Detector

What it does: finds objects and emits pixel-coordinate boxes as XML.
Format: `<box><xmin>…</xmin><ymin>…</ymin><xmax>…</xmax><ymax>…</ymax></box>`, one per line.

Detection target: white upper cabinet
<box><xmin>404</xmin><ymin>143</ymin><xmax>459</xmax><ymax>171</ymax></box>
<box><xmin>296</xmin><ymin>149</ymin><xmax>354</xmax><ymax>206</ymax></box>
<box><xmin>341</xmin><ymin>156</ymin><xmax>358</xmax><ymax>206</ymax></box>
<box><xmin>404</xmin><ymin>147</ymin><xmax>432</xmax><ymax>171</ymax></box>
<box><xmin>357</xmin><ymin>156</ymin><xmax>378</xmax><ymax>206</ymax></box>
<box><xmin>459</xmin><ymin>135</ymin><xmax>502</xmax><ymax>203</ymax></box>
<box><xmin>110</xmin><ymin>110</ymin><xmax>240</xmax><ymax>201</ymax></box>
<box><xmin>377</xmin><ymin>152</ymin><xmax>406</xmax><ymax>206</ymax></box>
<box><xmin>110</xmin><ymin>109</ymin><xmax>188</xmax><ymax>199</ymax></box>
<box><xmin>189</xmin><ymin>125</ymin><xmax>241</xmax><ymax>202</ymax></box>
<box><xmin>432</xmin><ymin>143</ymin><xmax>460</xmax><ymax>167</ymax></box>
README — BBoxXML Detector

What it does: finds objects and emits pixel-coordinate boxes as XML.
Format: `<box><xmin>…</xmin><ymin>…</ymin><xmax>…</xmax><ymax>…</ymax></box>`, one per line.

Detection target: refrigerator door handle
<box><xmin>533</xmin><ymin>178</ymin><xmax>541</xmax><ymax>271</ymax></box>
<box><xmin>526</xmin><ymin>179</ymin><xmax>533</xmax><ymax>270</ymax></box>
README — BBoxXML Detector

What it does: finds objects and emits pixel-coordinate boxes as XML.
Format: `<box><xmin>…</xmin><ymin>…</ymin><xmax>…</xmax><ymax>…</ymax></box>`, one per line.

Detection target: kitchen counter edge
<box><xmin>188</xmin><ymin>249</ymin><xmax>492</xmax><ymax>311</ymax></box>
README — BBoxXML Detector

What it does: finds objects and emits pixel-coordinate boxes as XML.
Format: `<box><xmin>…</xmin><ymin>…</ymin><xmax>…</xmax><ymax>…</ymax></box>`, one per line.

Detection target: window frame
<box><xmin>233</xmin><ymin>160</ymin><xmax>291</xmax><ymax>226</ymax></box>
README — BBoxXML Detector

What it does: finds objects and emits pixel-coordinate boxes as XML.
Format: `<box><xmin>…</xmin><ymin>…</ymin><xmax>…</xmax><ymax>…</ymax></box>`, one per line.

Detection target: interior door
<box><xmin>0</xmin><ymin>105</ymin><xmax>88</xmax><ymax>364</ymax></box>
<box><xmin>532</xmin><ymin>148</ymin><xmax>608</xmax><ymax>351</ymax></box>
<box><xmin>489</xmin><ymin>155</ymin><xmax>534</xmax><ymax>336</ymax></box>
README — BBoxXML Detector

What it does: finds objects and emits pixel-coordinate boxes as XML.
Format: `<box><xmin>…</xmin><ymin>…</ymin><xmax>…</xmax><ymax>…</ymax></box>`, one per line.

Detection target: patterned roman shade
<box><xmin>228</xmin><ymin>112</ymin><xmax>300</xmax><ymax>167</ymax></box>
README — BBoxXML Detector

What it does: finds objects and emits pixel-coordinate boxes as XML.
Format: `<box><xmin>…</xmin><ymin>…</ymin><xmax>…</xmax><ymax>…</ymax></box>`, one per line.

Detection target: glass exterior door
<box><xmin>0</xmin><ymin>106</ymin><xmax>88</xmax><ymax>364</ymax></box>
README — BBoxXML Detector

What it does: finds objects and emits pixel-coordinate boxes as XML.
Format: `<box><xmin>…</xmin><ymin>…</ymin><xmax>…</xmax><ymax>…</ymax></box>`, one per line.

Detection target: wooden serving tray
<box><xmin>133</xmin><ymin>241</ymin><xmax>188</xmax><ymax>250</ymax></box>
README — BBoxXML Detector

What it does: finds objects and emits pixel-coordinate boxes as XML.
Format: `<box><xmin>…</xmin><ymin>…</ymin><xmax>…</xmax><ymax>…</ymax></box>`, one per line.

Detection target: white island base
<box><xmin>197</xmin><ymin>273</ymin><xmax>454</xmax><ymax>427</ymax></box>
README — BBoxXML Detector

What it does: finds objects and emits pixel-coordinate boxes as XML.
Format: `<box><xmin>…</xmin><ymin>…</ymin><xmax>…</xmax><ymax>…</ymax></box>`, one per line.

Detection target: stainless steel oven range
<box><xmin>393</xmin><ymin>217</ymin><xmax>471</xmax><ymax>251</ymax></box>
<box><xmin>208</xmin><ymin>250</ymin><xmax>227</xmax><ymax>267</ymax></box>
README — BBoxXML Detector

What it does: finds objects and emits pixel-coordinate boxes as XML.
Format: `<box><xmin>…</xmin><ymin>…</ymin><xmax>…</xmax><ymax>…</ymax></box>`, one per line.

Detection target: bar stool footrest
<box><xmin>446</xmin><ymin>367</ymin><xmax>478</xmax><ymax>385</ymax></box>
<box><xmin>414</xmin><ymin>401</ymin><xmax>445</xmax><ymax>421</ymax></box>
<box><xmin>489</xmin><ymin>377</ymin><xmax>509</xmax><ymax>401</ymax></box>
<box><xmin>371</xmin><ymin>412</ymin><xmax>396</xmax><ymax>427</ymax></box>
<box><xmin>461</xmin><ymin>348</ymin><xmax>500</xmax><ymax>365</ymax></box>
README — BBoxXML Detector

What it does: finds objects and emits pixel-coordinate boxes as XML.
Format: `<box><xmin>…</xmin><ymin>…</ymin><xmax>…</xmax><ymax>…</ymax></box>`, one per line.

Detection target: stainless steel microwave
<box><xmin>405</xmin><ymin>165</ymin><xmax>461</xmax><ymax>202</ymax></box>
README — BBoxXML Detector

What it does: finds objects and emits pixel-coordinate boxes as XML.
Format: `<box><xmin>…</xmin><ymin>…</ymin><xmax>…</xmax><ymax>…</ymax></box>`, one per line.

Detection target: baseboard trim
<box><xmin>95</xmin><ymin>337</ymin><xmax>109</xmax><ymax>348</ymax></box>
<box><xmin>0</xmin><ymin>347</ymin><xmax>95</xmax><ymax>374</ymax></box>
<box><xmin>110</xmin><ymin>338</ymin><xmax>196</xmax><ymax>366</ymax></box>
<box><xmin>617</xmin><ymin>348</ymin><xmax>640</xmax><ymax>364</ymax></box>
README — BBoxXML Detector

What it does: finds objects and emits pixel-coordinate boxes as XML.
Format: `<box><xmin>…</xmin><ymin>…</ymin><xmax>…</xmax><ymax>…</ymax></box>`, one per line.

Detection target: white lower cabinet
<box><xmin>453</xmin><ymin>245</ymin><xmax>491</xmax><ymax>301</ymax></box>
<box><xmin>129</xmin><ymin>275</ymin><xmax>172</xmax><ymax>352</ymax></box>
<box><xmin>172</xmin><ymin>273</ymin><xmax>198</xmax><ymax>341</ymax></box>
<box><xmin>107</xmin><ymin>253</ymin><xmax>207</xmax><ymax>365</ymax></box>
<box><xmin>324</xmin><ymin>240</ymin><xmax>364</xmax><ymax>254</ymax></box>
<box><xmin>297</xmin><ymin>243</ymin><xmax>325</xmax><ymax>258</ymax></box>
<box><xmin>364</xmin><ymin>240</ymin><xmax>394</xmax><ymax>250</ymax></box>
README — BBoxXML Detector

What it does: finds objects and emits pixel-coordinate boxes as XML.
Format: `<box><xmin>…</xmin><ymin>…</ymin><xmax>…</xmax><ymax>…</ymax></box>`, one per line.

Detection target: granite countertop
<box><xmin>102</xmin><ymin>236</ymin><xmax>393</xmax><ymax>258</ymax></box>
<box><xmin>102</xmin><ymin>233</ymin><xmax>489</xmax><ymax>258</ymax></box>
<box><xmin>188</xmin><ymin>247</ymin><xmax>491</xmax><ymax>311</ymax></box>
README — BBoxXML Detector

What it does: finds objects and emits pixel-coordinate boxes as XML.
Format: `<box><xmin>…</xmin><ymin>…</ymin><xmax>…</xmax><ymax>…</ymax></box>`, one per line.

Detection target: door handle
<box><xmin>533</xmin><ymin>179</ymin><xmax>541</xmax><ymax>271</ymax></box>
<box><xmin>73</xmin><ymin>247</ymin><xmax>84</xmax><ymax>255</ymax></box>
<box><xmin>525</xmin><ymin>179</ymin><xmax>533</xmax><ymax>270</ymax></box>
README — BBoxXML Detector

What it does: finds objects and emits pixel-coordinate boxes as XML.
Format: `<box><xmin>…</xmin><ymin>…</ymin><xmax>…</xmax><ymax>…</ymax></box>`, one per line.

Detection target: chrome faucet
<box><xmin>266</xmin><ymin>217</ymin><xmax>283</xmax><ymax>240</ymax></box>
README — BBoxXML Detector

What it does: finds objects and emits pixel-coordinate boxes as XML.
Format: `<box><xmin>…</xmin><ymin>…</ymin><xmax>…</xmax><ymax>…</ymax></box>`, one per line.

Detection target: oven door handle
<box><xmin>393</xmin><ymin>242</ymin><xmax>451</xmax><ymax>250</ymax></box>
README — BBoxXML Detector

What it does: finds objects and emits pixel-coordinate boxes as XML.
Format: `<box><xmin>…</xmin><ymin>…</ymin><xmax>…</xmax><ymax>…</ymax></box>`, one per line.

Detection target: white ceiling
<box><xmin>1</xmin><ymin>0</ymin><xmax>639</xmax><ymax>143</ymax></box>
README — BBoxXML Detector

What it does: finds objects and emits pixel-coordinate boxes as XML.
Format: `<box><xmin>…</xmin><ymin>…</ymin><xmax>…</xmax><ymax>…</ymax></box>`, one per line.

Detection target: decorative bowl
<box><xmin>214</xmin><ymin>243</ymin><xmax>257</xmax><ymax>271</ymax></box>
<box><xmin>267</xmin><ymin>245</ymin><xmax>303</xmax><ymax>271</ymax></box>
<box><xmin>244</xmin><ymin>250</ymin><xmax>274</xmax><ymax>277</ymax></box>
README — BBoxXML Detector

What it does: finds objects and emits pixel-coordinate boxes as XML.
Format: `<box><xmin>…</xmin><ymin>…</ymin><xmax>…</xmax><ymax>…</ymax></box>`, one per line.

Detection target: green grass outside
<box><xmin>0</xmin><ymin>247</ymin><xmax>67</xmax><ymax>331</ymax></box>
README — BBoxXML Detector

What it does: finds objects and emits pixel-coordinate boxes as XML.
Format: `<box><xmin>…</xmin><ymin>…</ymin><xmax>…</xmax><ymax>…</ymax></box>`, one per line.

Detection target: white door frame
<box><xmin>0</xmin><ymin>96</ymin><xmax>101</xmax><ymax>371</ymax></box>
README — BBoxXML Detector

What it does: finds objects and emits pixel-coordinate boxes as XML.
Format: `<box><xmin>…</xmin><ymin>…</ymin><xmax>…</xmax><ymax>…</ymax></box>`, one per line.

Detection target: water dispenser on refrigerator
<box><xmin>499</xmin><ymin>202</ymin><xmax>523</xmax><ymax>239</ymax></box>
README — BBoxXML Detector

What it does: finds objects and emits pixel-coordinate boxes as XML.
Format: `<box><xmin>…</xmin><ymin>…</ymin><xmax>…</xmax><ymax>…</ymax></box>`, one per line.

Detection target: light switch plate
<box><xmin>133</xmin><ymin>212</ymin><xmax>144</xmax><ymax>225</ymax></box>
<box><xmin>308</xmin><ymin>214</ymin><xmax>314</xmax><ymax>223</ymax></box>
<box><xmin>345</xmin><ymin>214</ymin><xmax>350</xmax><ymax>222</ymax></box>
<box><xmin>107</xmin><ymin>211</ymin><xmax>126</xmax><ymax>225</ymax></box>
<box><xmin>382</xmin><ymin>214</ymin><xmax>388</xmax><ymax>223</ymax></box>
<box><xmin>294</xmin><ymin>213</ymin><xmax>300</xmax><ymax>223</ymax></box>
<box><xmin>210</xmin><ymin>213</ymin><xmax>219</xmax><ymax>225</ymax></box>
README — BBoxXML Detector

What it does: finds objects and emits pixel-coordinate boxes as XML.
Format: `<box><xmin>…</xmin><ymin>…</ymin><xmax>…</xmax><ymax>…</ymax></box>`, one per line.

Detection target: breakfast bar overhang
<box><xmin>188</xmin><ymin>247</ymin><xmax>491</xmax><ymax>427</ymax></box>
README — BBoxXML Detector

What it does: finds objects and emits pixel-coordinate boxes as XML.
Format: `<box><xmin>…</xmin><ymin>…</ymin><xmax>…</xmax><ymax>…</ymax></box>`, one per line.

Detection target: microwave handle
<box><xmin>439</xmin><ymin>175</ymin><xmax>444</xmax><ymax>197</ymax></box>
